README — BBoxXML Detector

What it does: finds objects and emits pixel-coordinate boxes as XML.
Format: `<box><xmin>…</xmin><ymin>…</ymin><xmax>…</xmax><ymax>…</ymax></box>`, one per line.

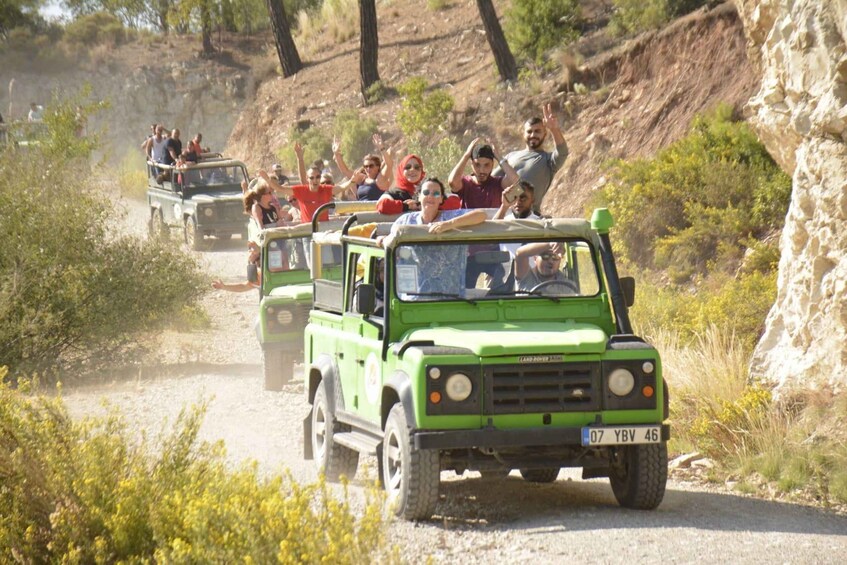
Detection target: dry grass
<box><xmin>294</xmin><ymin>0</ymin><xmax>359</xmax><ymax>57</ymax></box>
<box><xmin>653</xmin><ymin>325</ymin><xmax>847</xmax><ymax>508</ymax></box>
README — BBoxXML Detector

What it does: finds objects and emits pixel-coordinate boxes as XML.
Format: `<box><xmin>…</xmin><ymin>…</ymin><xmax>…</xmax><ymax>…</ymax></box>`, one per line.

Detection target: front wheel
<box><xmin>609</xmin><ymin>442</ymin><xmax>668</xmax><ymax>510</ymax></box>
<box><xmin>263</xmin><ymin>350</ymin><xmax>293</xmax><ymax>391</ymax></box>
<box><xmin>382</xmin><ymin>403</ymin><xmax>440</xmax><ymax>521</ymax></box>
<box><xmin>311</xmin><ymin>381</ymin><xmax>358</xmax><ymax>481</ymax></box>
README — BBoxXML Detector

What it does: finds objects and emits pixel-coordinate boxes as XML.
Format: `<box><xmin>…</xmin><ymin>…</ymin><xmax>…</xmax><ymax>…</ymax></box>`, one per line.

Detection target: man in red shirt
<box><xmin>261</xmin><ymin>142</ymin><xmax>347</xmax><ymax>223</ymax></box>
<box><xmin>448</xmin><ymin>138</ymin><xmax>519</xmax><ymax>209</ymax></box>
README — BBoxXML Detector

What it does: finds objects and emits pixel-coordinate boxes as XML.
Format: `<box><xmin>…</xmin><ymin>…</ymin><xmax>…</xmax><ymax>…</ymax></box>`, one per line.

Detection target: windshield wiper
<box><xmin>403</xmin><ymin>291</ymin><xmax>477</xmax><ymax>305</ymax></box>
<box><xmin>511</xmin><ymin>290</ymin><xmax>561</xmax><ymax>303</ymax></box>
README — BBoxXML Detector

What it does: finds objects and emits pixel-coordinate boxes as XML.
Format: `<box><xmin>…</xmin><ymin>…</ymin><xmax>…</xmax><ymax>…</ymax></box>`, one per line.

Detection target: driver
<box><xmin>515</xmin><ymin>242</ymin><xmax>573</xmax><ymax>295</ymax></box>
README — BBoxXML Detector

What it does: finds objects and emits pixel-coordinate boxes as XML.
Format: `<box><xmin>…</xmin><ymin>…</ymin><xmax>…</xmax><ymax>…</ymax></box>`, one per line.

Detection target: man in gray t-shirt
<box><xmin>494</xmin><ymin>103</ymin><xmax>568</xmax><ymax>214</ymax></box>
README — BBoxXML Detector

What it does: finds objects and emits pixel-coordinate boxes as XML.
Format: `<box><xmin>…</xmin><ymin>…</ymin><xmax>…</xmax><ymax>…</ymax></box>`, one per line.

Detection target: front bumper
<box><xmin>414</xmin><ymin>423</ymin><xmax>670</xmax><ymax>450</ymax></box>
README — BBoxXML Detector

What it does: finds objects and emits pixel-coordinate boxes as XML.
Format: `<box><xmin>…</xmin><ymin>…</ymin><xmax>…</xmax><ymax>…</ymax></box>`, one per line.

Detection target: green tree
<box><xmin>396</xmin><ymin>77</ymin><xmax>454</xmax><ymax>140</ymax></box>
<box><xmin>0</xmin><ymin>93</ymin><xmax>207</xmax><ymax>379</ymax></box>
<box><xmin>504</xmin><ymin>0</ymin><xmax>581</xmax><ymax>64</ymax></box>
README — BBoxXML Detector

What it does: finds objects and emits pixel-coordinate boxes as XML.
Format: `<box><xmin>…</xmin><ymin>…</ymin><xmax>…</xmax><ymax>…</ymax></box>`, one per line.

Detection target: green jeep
<box><xmin>147</xmin><ymin>157</ymin><xmax>248</xmax><ymax>250</ymax></box>
<box><xmin>303</xmin><ymin>208</ymin><xmax>669</xmax><ymax>520</ymax></box>
<box><xmin>258</xmin><ymin>202</ymin><xmax>400</xmax><ymax>390</ymax></box>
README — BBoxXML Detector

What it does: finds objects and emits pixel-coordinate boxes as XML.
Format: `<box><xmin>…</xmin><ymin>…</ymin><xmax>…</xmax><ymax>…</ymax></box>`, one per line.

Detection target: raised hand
<box><xmin>373</xmin><ymin>133</ymin><xmax>386</xmax><ymax>151</ymax></box>
<box><xmin>294</xmin><ymin>141</ymin><xmax>304</xmax><ymax>156</ymax></box>
<box><xmin>465</xmin><ymin>136</ymin><xmax>481</xmax><ymax>157</ymax></box>
<box><xmin>332</xmin><ymin>137</ymin><xmax>342</xmax><ymax>155</ymax></box>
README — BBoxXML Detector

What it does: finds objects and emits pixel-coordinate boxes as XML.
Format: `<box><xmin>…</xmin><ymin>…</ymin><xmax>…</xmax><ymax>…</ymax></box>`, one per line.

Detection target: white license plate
<box><xmin>581</xmin><ymin>425</ymin><xmax>661</xmax><ymax>446</ymax></box>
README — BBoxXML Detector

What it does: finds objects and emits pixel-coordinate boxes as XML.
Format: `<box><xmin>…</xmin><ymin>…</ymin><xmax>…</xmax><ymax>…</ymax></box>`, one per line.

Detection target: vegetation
<box><xmin>396</xmin><ymin>77</ymin><xmax>455</xmax><ymax>140</ymax></box>
<box><xmin>293</xmin><ymin>0</ymin><xmax>358</xmax><ymax>56</ymax></box>
<box><xmin>610</xmin><ymin>0</ymin><xmax>710</xmax><ymax>36</ymax></box>
<box><xmin>504</xmin><ymin>0</ymin><xmax>582</xmax><ymax>64</ymax></box>
<box><xmin>0</xmin><ymin>96</ymin><xmax>207</xmax><ymax>381</ymax></box>
<box><xmin>601</xmin><ymin>103</ymin><xmax>791</xmax><ymax>284</ymax></box>
<box><xmin>656</xmin><ymin>331</ymin><xmax>847</xmax><ymax>507</ymax></box>
<box><xmin>0</xmin><ymin>372</ymin><xmax>395</xmax><ymax>562</ymax></box>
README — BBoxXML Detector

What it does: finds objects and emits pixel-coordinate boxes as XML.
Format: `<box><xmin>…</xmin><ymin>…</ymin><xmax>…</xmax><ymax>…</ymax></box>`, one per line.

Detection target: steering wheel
<box><xmin>529</xmin><ymin>278</ymin><xmax>578</xmax><ymax>295</ymax></box>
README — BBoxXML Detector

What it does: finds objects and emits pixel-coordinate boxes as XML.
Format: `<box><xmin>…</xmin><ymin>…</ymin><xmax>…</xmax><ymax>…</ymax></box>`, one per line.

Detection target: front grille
<box><xmin>484</xmin><ymin>362</ymin><xmax>601</xmax><ymax>414</ymax></box>
<box><xmin>267</xmin><ymin>302</ymin><xmax>311</xmax><ymax>334</ymax></box>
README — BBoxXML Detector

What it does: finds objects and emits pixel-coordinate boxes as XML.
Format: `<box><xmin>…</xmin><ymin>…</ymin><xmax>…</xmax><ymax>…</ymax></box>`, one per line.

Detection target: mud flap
<box><xmin>303</xmin><ymin>411</ymin><xmax>313</xmax><ymax>460</ymax></box>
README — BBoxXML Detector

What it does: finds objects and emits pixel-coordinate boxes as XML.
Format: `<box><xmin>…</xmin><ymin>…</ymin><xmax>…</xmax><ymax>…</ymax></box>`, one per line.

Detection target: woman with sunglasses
<box><xmin>376</xmin><ymin>155</ymin><xmax>461</xmax><ymax>214</ymax></box>
<box><xmin>332</xmin><ymin>134</ymin><xmax>393</xmax><ymax>201</ymax></box>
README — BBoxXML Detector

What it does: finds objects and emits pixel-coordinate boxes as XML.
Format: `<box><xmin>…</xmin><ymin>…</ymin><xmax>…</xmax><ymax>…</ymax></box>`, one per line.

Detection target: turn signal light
<box><xmin>430</xmin><ymin>391</ymin><xmax>442</xmax><ymax>404</ymax></box>
<box><xmin>642</xmin><ymin>385</ymin><xmax>655</xmax><ymax>398</ymax></box>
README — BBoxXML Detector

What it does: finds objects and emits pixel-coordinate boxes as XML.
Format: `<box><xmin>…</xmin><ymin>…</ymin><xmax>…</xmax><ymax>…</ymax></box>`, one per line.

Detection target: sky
<box><xmin>39</xmin><ymin>1</ymin><xmax>69</xmax><ymax>22</ymax></box>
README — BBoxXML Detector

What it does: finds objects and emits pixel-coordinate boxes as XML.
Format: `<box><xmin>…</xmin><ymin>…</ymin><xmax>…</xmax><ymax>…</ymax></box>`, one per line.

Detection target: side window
<box><xmin>345</xmin><ymin>252</ymin><xmax>362</xmax><ymax>313</ymax></box>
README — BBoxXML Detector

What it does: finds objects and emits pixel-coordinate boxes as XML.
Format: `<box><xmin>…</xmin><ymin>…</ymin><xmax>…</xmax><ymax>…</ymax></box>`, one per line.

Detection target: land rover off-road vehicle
<box><xmin>302</xmin><ymin>208</ymin><xmax>670</xmax><ymax>520</ymax></box>
<box><xmin>257</xmin><ymin>202</ymin><xmax>399</xmax><ymax>391</ymax></box>
<box><xmin>147</xmin><ymin>156</ymin><xmax>248</xmax><ymax>250</ymax></box>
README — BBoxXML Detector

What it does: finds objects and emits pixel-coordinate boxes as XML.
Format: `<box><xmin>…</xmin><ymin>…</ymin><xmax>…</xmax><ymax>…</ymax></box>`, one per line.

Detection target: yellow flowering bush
<box><xmin>0</xmin><ymin>375</ymin><xmax>396</xmax><ymax>563</ymax></box>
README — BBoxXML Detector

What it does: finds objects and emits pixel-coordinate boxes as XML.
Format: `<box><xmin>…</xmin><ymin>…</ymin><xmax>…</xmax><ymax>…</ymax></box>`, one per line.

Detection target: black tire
<box><xmin>311</xmin><ymin>380</ymin><xmax>358</xmax><ymax>481</ymax></box>
<box><xmin>609</xmin><ymin>442</ymin><xmax>668</xmax><ymax>510</ymax></box>
<box><xmin>184</xmin><ymin>216</ymin><xmax>205</xmax><ymax>251</ymax></box>
<box><xmin>149</xmin><ymin>208</ymin><xmax>167</xmax><ymax>240</ymax></box>
<box><xmin>519</xmin><ymin>468</ymin><xmax>560</xmax><ymax>483</ymax></box>
<box><xmin>263</xmin><ymin>350</ymin><xmax>291</xmax><ymax>391</ymax></box>
<box><xmin>382</xmin><ymin>403</ymin><xmax>440</xmax><ymax>521</ymax></box>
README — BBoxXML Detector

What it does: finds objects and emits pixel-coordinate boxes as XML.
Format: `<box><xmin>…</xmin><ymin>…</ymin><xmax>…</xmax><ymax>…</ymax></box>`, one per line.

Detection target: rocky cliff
<box><xmin>737</xmin><ymin>0</ymin><xmax>847</xmax><ymax>389</ymax></box>
<box><xmin>0</xmin><ymin>51</ymin><xmax>251</xmax><ymax>162</ymax></box>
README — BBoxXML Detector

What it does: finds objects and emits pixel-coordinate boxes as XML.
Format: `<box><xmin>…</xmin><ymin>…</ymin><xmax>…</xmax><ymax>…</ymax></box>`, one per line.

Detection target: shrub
<box><xmin>396</xmin><ymin>77</ymin><xmax>455</xmax><ymax>140</ymax></box>
<box><xmin>0</xmin><ymin>95</ymin><xmax>207</xmax><ymax>381</ymax></box>
<box><xmin>334</xmin><ymin>109</ymin><xmax>379</xmax><ymax>165</ymax></box>
<box><xmin>609</xmin><ymin>0</ymin><xmax>709</xmax><ymax>36</ymax></box>
<box><xmin>504</xmin><ymin>0</ymin><xmax>582</xmax><ymax>64</ymax></box>
<box><xmin>278</xmin><ymin>123</ymin><xmax>332</xmax><ymax>177</ymax></box>
<box><xmin>408</xmin><ymin>136</ymin><xmax>464</xmax><ymax>181</ymax></box>
<box><xmin>0</xmin><ymin>379</ymin><xmax>395</xmax><ymax>562</ymax></box>
<box><xmin>116</xmin><ymin>148</ymin><xmax>149</xmax><ymax>200</ymax></box>
<box><xmin>63</xmin><ymin>12</ymin><xmax>127</xmax><ymax>47</ymax></box>
<box><xmin>364</xmin><ymin>79</ymin><xmax>386</xmax><ymax>105</ymax></box>
<box><xmin>600</xmin><ymin>103</ymin><xmax>791</xmax><ymax>280</ymax></box>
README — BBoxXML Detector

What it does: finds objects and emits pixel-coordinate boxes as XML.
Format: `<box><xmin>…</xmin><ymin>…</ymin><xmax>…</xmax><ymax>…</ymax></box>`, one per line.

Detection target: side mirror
<box><xmin>356</xmin><ymin>283</ymin><xmax>376</xmax><ymax>315</ymax></box>
<box><xmin>620</xmin><ymin>276</ymin><xmax>635</xmax><ymax>308</ymax></box>
<box><xmin>247</xmin><ymin>263</ymin><xmax>259</xmax><ymax>284</ymax></box>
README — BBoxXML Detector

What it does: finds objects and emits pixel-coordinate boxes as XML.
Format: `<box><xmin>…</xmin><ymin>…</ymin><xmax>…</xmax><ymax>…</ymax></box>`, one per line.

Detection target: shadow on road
<box><xmin>424</xmin><ymin>475</ymin><xmax>847</xmax><ymax>536</ymax></box>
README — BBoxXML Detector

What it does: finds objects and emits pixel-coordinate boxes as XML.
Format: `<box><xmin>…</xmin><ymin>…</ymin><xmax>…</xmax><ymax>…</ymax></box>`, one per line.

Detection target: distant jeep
<box><xmin>147</xmin><ymin>156</ymin><xmax>248</xmax><ymax>250</ymax></box>
<box><xmin>303</xmin><ymin>208</ymin><xmax>670</xmax><ymax>520</ymax></box>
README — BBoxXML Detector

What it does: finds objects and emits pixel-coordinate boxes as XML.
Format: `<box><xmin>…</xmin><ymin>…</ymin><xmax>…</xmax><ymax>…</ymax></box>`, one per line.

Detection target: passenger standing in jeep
<box><xmin>261</xmin><ymin>142</ymin><xmax>348</xmax><ymax>223</ymax></box>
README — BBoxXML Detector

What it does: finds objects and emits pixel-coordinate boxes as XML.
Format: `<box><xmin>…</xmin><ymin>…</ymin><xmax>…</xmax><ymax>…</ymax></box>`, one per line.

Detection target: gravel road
<box><xmin>62</xmin><ymin>200</ymin><xmax>847</xmax><ymax>563</ymax></box>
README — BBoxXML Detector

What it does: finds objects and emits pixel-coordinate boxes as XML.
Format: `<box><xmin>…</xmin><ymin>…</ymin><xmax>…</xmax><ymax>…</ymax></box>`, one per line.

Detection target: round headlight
<box><xmin>203</xmin><ymin>207</ymin><xmax>214</xmax><ymax>217</ymax></box>
<box><xmin>428</xmin><ymin>367</ymin><xmax>441</xmax><ymax>380</ymax></box>
<box><xmin>445</xmin><ymin>373</ymin><xmax>472</xmax><ymax>402</ymax></box>
<box><xmin>608</xmin><ymin>368</ymin><xmax>635</xmax><ymax>397</ymax></box>
<box><xmin>642</xmin><ymin>361</ymin><xmax>655</xmax><ymax>374</ymax></box>
<box><xmin>276</xmin><ymin>309</ymin><xmax>293</xmax><ymax>325</ymax></box>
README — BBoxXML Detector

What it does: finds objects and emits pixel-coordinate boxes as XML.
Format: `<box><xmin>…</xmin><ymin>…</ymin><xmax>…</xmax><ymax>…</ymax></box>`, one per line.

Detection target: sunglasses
<box><xmin>308</xmin><ymin>175</ymin><xmax>321</xmax><ymax>180</ymax></box>
<box><xmin>540</xmin><ymin>254</ymin><xmax>562</xmax><ymax>261</ymax></box>
<box><xmin>404</xmin><ymin>163</ymin><xmax>422</xmax><ymax>171</ymax></box>
<box><xmin>420</xmin><ymin>189</ymin><xmax>441</xmax><ymax>197</ymax></box>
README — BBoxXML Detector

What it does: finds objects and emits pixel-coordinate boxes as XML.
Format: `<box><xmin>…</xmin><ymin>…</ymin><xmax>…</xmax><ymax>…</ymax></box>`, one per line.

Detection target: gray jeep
<box><xmin>146</xmin><ymin>156</ymin><xmax>249</xmax><ymax>250</ymax></box>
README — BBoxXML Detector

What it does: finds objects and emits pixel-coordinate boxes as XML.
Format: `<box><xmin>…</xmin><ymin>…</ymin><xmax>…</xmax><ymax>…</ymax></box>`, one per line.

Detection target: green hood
<box><xmin>267</xmin><ymin>283</ymin><xmax>313</xmax><ymax>301</ymax></box>
<box><xmin>404</xmin><ymin>321</ymin><xmax>608</xmax><ymax>356</ymax></box>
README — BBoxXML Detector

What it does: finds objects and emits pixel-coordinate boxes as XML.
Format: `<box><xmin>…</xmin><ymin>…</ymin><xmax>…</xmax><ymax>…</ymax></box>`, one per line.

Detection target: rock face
<box><xmin>737</xmin><ymin>0</ymin><xmax>847</xmax><ymax>389</ymax></box>
<box><xmin>0</xmin><ymin>59</ymin><xmax>248</xmax><ymax>163</ymax></box>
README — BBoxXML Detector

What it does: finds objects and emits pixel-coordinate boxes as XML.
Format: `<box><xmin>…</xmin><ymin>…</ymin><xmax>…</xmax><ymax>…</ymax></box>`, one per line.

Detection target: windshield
<box><xmin>182</xmin><ymin>165</ymin><xmax>247</xmax><ymax>189</ymax></box>
<box><xmin>393</xmin><ymin>238</ymin><xmax>601</xmax><ymax>302</ymax></box>
<box><xmin>267</xmin><ymin>237</ymin><xmax>341</xmax><ymax>273</ymax></box>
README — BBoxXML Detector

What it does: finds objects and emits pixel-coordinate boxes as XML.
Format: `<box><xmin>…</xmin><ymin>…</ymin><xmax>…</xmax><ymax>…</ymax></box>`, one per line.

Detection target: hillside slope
<box><xmin>226</xmin><ymin>1</ymin><xmax>758</xmax><ymax>218</ymax></box>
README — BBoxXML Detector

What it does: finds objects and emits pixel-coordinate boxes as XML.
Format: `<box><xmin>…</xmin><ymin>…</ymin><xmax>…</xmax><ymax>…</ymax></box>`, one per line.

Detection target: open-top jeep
<box><xmin>303</xmin><ymin>208</ymin><xmax>669</xmax><ymax>520</ymax></box>
<box><xmin>147</xmin><ymin>157</ymin><xmax>248</xmax><ymax>250</ymax></box>
<box><xmin>258</xmin><ymin>202</ymin><xmax>399</xmax><ymax>390</ymax></box>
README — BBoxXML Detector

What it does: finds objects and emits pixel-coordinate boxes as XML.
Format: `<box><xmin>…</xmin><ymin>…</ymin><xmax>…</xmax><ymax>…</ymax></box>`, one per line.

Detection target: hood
<box><xmin>267</xmin><ymin>283</ymin><xmax>313</xmax><ymax>301</ymax></box>
<box><xmin>404</xmin><ymin>321</ymin><xmax>608</xmax><ymax>356</ymax></box>
<box><xmin>192</xmin><ymin>192</ymin><xmax>243</xmax><ymax>203</ymax></box>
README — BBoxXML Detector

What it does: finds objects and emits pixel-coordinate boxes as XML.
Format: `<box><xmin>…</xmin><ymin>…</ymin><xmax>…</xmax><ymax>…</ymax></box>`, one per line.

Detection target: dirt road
<box><xmin>63</xmin><ymin>200</ymin><xmax>847</xmax><ymax>563</ymax></box>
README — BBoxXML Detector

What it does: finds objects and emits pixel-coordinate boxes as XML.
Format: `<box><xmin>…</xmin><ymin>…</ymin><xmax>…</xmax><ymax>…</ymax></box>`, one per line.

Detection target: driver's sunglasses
<box><xmin>540</xmin><ymin>253</ymin><xmax>562</xmax><ymax>261</ymax></box>
<box><xmin>404</xmin><ymin>163</ymin><xmax>422</xmax><ymax>171</ymax></box>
